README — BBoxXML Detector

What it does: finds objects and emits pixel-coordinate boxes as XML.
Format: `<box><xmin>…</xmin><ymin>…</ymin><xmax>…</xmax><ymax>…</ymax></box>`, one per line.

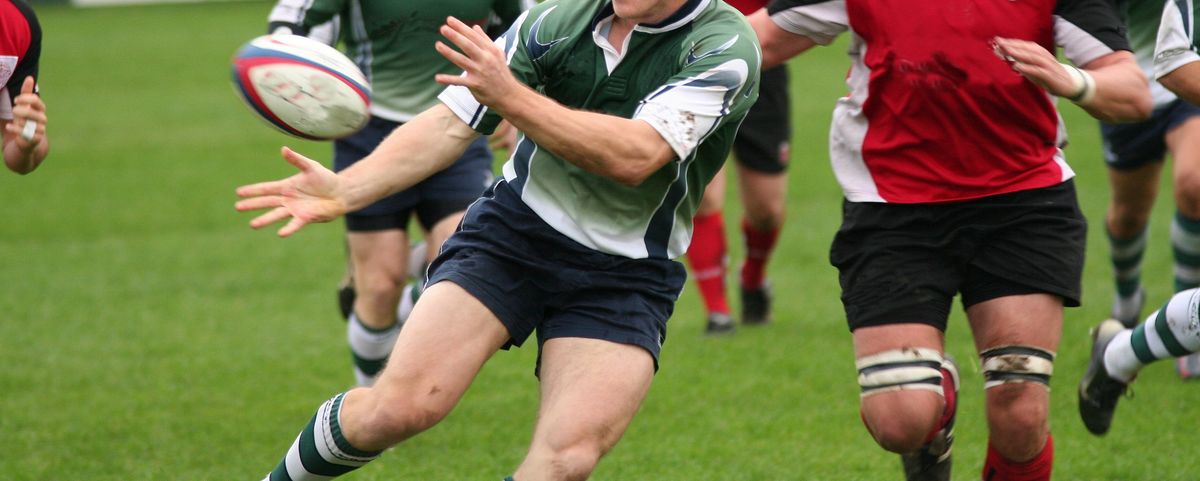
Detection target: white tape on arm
<box><xmin>20</xmin><ymin>119</ymin><xmax>36</xmax><ymax>141</ymax></box>
<box><xmin>1061</xmin><ymin>63</ymin><xmax>1096</xmax><ymax>105</ymax></box>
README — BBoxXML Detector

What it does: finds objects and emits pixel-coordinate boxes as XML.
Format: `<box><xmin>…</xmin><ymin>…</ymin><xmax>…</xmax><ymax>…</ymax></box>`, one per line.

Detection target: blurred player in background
<box><xmin>1095</xmin><ymin>0</ymin><xmax>1200</xmax><ymax>378</ymax></box>
<box><xmin>1079</xmin><ymin>0</ymin><xmax>1200</xmax><ymax>437</ymax></box>
<box><xmin>237</xmin><ymin>0</ymin><xmax>760</xmax><ymax>479</ymax></box>
<box><xmin>752</xmin><ymin>1</ymin><xmax>1150</xmax><ymax>480</ymax></box>
<box><xmin>266</xmin><ymin>0</ymin><xmax>528</xmax><ymax>386</ymax></box>
<box><xmin>1</xmin><ymin>0</ymin><xmax>47</xmax><ymax>174</ymax></box>
<box><xmin>687</xmin><ymin>0</ymin><xmax>791</xmax><ymax>334</ymax></box>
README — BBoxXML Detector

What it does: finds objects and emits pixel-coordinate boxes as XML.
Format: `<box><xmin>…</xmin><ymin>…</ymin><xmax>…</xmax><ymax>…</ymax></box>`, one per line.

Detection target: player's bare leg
<box><xmin>346</xmin><ymin>228</ymin><xmax>411</xmax><ymax>385</ymax></box>
<box><xmin>736</xmin><ymin>164</ymin><xmax>786</xmax><ymax>325</ymax></box>
<box><xmin>853</xmin><ymin>324</ymin><xmax>947</xmax><ymax>453</ymax></box>
<box><xmin>1104</xmin><ymin>161</ymin><xmax>1160</xmax><ymax>326</ymax></box>
<box><xmin>262</xmin><ymin>282</ymin><xmax>511</xmax><ymax>480</ymax></box>
<box><xmin>1166</xmin><ymin>118</ymin><xmax>1200</xmax><ymax>377</ymax></box>
<box><xmin>513</xmin><ymin>337</ymin><xmax>655</xmax><ymax>481</ymax></box>
<box><xmin>967</xmin><ymin>293</ymin><xmax>1061</xmax><ymax>480</ymax></box>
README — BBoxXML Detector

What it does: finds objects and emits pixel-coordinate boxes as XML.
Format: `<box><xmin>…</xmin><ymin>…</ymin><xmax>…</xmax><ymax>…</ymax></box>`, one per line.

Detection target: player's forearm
<box><xmin>338</xmin><ymin>104</ymin><xmax>477</xmax><ymax>211</ymax></box>
<box><xmin>1078</xmin><ymin>54</ymin><xmax>1152</xmax><ymax>123</ymax></box>
<box><xmin>494</xmin><ymin>83</ymin><xmax>674</xmax><ymax>187</ymax></box>
<box><xmin>3</xmin><ymin>132</ymin><xmax>48</xmax><ymax>175</ymax></box>
<box><xmin>1159</xmin><ymin>62</ymin><xmax>1200</xmax><ymax>107</ymax></box>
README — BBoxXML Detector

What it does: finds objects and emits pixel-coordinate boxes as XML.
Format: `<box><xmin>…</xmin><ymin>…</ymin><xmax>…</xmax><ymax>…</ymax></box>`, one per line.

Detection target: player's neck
<box><xmin>609</xmin><ymin>0</ymin><xmax>689</xmax><ymax>49</ymax></box>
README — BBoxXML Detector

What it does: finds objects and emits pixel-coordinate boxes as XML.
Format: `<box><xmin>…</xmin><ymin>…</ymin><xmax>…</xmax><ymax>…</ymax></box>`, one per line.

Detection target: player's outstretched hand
<box><xmin>992</xmin><ymin>37</ymin><xmax>1078</xmax><ymax>98</ymax></box>
<box><xmin>6</xmin><ymin>77</ymin><xmax>46</xmax><ymax>149</ymax></box>
<box><xmin>435</xmin><ymin>16</ymin><xmax>520</xmax><ymax>108</ymax></box>
<box><xmin>235</xmin><ymin>147</ymin><xmax>347</xmax><ymax>237</ymax></box>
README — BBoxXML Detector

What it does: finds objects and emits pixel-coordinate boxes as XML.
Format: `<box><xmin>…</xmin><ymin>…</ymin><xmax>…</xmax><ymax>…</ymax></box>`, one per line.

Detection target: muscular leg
<box><xmin>513</xmin><ymin>338</ymin><xmax>655</xmax><ymax>481</ymax></box>
<box><xmin>735</xmin><ymin>165</ymin><xmax>786</xmax><ymax>324</ymax></box>
<box><xmin>1105</xmin><ymin>162</ymin><xmax>1161</xmax><ymax>325</ymax></box>
<box><xmin>967</xmin><ymin>294</ymin><xmax>1060</xmax><ymax>479</ymax></box>
<box><xmin>1168</xmin><ymin>118</ymin><xmax>1200</xmax><ymax>292</ymax></box>
<box><xmin>346</xmin><ymin>228</ymin><xmax>411</xmax><ymax>385</ymax></box>
<box><xmin>853</xmin><ymin>323</ymin><xmax>946</xmax><ymax>454</ymax></box>
<box><xmin>736</xmin><ymin>164</ymin><xmax>787</xmax><ymax>233</ymax></box>
<box><xmin>263</xmin><ymin>282</ymin><xmax>512</xmax><ymax>480</ymax></box>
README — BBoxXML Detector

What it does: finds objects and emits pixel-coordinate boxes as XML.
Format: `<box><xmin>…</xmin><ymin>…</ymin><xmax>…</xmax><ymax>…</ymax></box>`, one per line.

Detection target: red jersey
<box><xmin>724</xmin><ymin>0</ymin><xmax>767</xmax><ymax>15</ymax></box>
<box><xmin>0</xmin><ymin>0</ymin><xmax>40</xmax><ymax>120</ymax></box>
<box><xmin>767</xmin><ymin>0</ymin><xmax>1128</xmax><ymax>203</ymax></box>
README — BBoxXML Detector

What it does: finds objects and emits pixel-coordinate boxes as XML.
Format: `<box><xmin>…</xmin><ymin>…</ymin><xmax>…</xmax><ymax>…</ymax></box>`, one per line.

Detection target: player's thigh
<box><xmin>1167</xmin><ymin>115</ymin><xmax>1200</xmax><ymax>212</ymax></box>
<box><xmin>532</xmin><ymin>337</ymin><xmax>655</xmax><ymax>453</ymax></box>
<box><xmin>371</xmin><ymin>281</ymin><xmax>511</xmax><ymax>407</ymax></box>
<box><xmin>346</xmin><ymin>228</ymin><xmax>411</xmax><ymax>287</ymax></box>
<box><xmin>965</xmin><ymin>293</ymin><xmax>1062</xmax><ymax>354</ymax></box>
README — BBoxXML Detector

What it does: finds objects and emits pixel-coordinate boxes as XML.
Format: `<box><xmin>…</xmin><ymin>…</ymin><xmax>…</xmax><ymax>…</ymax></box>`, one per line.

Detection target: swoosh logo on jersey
<box><xmin>527</xmin><ymin>6</ymin><xmax>568</xmax><ymax>61</ymax></box>
<box><xmin>742</xmin><ymin>79</ymin><xmax>757</xmax><ymax>98</ymax></box>
<box><xmin>686</xmin><ymin>35</ymin><xmax>739</xmax><ymax>65</ymax></box>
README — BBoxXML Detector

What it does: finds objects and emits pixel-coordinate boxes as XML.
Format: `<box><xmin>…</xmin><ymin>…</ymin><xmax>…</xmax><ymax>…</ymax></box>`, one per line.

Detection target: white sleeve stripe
<box><xmin>1054</xmin><ymin>15</ymin><xmax>1117</xmax><ymax>67</ymax></box>
<box><xmin>769</xmin><ymin>1</ymin><xmax>848</xmax><ymax>46</ymax></box>
<box><xmin>1156</xmin><ymin>0</ymin><xmax>1200</xmax><ymax>78</ymax></box>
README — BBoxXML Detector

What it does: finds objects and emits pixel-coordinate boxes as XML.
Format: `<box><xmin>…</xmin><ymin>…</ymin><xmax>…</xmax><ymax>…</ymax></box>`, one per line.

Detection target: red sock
<box><xmin>687</xmin><ymin>212</ymin><xmax>729</xmax><ymax>315</ymax></box>
<box><xmin>740</xmin><ymin>219</ymin><xmax>781</xmax><ymax>290</ymax></box>
<box><xmin>982</xmin><ymin>435</ymin><xmax>1054</xmax><ymax>481</ymax></box>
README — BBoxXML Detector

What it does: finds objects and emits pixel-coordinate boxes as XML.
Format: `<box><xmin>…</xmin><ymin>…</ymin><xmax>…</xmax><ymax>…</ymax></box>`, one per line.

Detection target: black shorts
<box><xmin>1100</xmin><ymin>99</ymin><xmax>1200</xmax><ymax>170</ymax></box>
<box><xmin>829</xmin><ymin>181</ymin><xmax>1087</xmax><ymax>332</ymax></box>
<box><xmin>426</xmin><ymin>180</ymin><xmax>687</xmax><ymax>373</ymax></box>
<box><xmin>333</xmin><ymin>116</ymin><xmax>494</xmax><ymax>232</ymax></box>
<box><xmin>732</xmin><ymin>65</ymin><xmax>790</xmax><ymax>174</ymax></box>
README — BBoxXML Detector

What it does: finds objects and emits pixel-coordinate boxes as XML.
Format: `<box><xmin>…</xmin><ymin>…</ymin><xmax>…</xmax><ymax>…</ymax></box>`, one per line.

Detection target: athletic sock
<box><xmin>1108</xmin><ymin>226</ymin><xmax>1147</xmax><ymax>316</ymax></box>
<box><xmin>264</xmin><ymin>393</ymin><xmax>381</xmax><ymax>481</ymax></box>
<box><xmin>982</xmin><ymin>435</ymin><xmax>1053</xmax><ymax>481</ymax></box>
<box><xmin>348</xmin><ymin>312</ymin><xmax>401</xmax><ymax>387</ymax></box>
<box><xmin>686</xmin><ymin>211</ymin><xmax>730</xmax><ymax>315</ymax></box>
<box><xmin>740</xmin><ymin>219</ymin><xmax>781</xmax><ymax>291</ymax></box>
<box><xmin>1172</xmin><ymin>212</ymin><xmax>1200</xmax><ymax>292</ymax></box>
<box><xmin>1104</xmin><ymin>288</ymin><xmax>1200</xmax><ymax>382</ymax></box>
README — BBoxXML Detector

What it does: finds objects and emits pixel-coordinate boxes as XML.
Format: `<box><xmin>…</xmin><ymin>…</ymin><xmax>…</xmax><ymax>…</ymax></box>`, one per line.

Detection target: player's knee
<box><xmin>1175</xmin><ymin>171</ymin><xmax>1200</xmax><ymax>217</ymax></box>
<box><xmin>857</xmin><ymin>348</ymin><xmax>946</xmax><ymax>453</ymax></box>
<box><xmin>360</xmin><ymin>385</ymin><xmax>455</xmax><ymax>444</ymax></box>
<box><xmin>529</xmin><ymin>437</ymin><xmax>605</xmax><ymax>481</ymax></box>
<box><xmin>745</xmin><ymin>202</ymin><xmax>785</xmax><ymax>231</ymax></box>
<box><xmin>356</xmin><ymin>274</ymin><xmax>404</xmax><ymax>304</ymax></box>
<box><xmin>980</xmin><ymin>345</ymin><xmax>1052</xmax><ymax>451</ymax></box>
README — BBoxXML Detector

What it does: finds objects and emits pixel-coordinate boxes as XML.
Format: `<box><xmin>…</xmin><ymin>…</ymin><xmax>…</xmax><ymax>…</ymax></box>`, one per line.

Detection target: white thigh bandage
<box><xmin>980</xmin><ymin>345</ymin><xmax>1055</xmax><ymax>389</ymax></box>
<box><xmin>856</xmin><ymin>348</ymin><xmax>944</xmax><ymax>398</ymax></box>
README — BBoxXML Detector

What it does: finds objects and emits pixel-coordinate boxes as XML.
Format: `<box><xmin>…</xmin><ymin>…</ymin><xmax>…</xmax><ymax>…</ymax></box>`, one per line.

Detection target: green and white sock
<box><xmin>1172</xmin><ymin>212</ymin><xmax>1200</xmax><ymax>292</ymax></box>
<box><xmin>1104</xmin><ymin>289</ymin><xmax>1200</xmax><ymax>382</ymax></box>
<box><xmin>1109</xmin><ymin>226</ymin><xmax>1147</xmax><ymax>321</ymax></box>
<box><xmin>264</xmin><ymin>393</ymin><xmax>381</xmax><ymax>481</ymax></box>
<box><xmin>348</xmin><ymin>313</ymin><xmax>400</xmax><ymax>387</ymax></box>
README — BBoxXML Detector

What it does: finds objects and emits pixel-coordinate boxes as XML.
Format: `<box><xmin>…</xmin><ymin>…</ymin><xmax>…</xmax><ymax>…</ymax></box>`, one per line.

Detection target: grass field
<box><xmin>1</xmin><ymin>2</ymin><xmax>1198</xmax><ymax>480</ymax></box>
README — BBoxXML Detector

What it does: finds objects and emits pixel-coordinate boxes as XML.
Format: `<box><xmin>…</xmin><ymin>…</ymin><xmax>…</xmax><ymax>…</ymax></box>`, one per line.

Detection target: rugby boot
<box><xmin>901</xmin><ymin>357</ymin><xmax>958</xmax><ymax>481</ymax></box>
<box><xmin>1078</xmin><ymin>319</ymin><xmax>1129</xmax><ymax>435</ymax></box>
<box><xmin>740</xmin><ymin>284</ymin><xmax>773</xmax><ymax>325</ymax></box>
<box><xmin>1176</xmin><ymin>353</ymin><xmax>1200</xmax><ymax>379</ymax></box>
<box><xmin>705</xmin><ymin>312</ymin><xmax>735</xmax><ymax>335</ymax></box>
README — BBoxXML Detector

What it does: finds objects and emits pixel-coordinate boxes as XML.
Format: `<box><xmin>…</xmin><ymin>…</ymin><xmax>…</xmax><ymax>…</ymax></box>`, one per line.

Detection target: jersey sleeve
<box><xmin>633</xmin><ymin>32</ymin><xmax>760</xmax><ymax>162</ymax></box>
<box><xmin>490</xmin><ymin>0</ymin><xmax>535</xmax><ymax>33</ymax></box>
<box><xmin>438</xmin><ymin>9</ymin><xmax>540</xmax><ymax>135</ymax></box>
<box><xmin>1053</xmin><ymin>0</ymin><xmax>1129</xmax><ymax>67</ymax></box>
<box><xmin>765</xmin><ymin>0</ymin><xmax>848</xmax><ymax>46</ymax></box>
<box><xmin>6</xmin><ymin>0</ymin><xmax>40</xmax><ymax>100</ymax></box>
<box><xmin>1155</xmin><ymin>0</ymin><xmax>1199</xmax><ymax>79</ymax></box>
<box><xmin>267</xmin><ymin>0</ymin><xmax>345</xmax><ymax>38</ymax></box>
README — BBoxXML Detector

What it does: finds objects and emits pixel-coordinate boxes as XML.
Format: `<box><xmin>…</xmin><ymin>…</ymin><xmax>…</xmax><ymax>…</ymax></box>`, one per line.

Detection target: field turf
<box><xmin>1</xmin><ymin>2</ymin><xmax>1197</xmax><ymax>479</ymax></box>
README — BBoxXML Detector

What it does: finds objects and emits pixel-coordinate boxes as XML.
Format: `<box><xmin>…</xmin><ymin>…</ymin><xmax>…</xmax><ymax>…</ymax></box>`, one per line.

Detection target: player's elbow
<box><xmin>607</xmin><ymin>146</ymin><xmax>675</xmax><ymax>187</ymax></box>
<box><xmin>1159</xmin><ymin>73</ymin><xmax>1200</xmax><ymax>108</ymax></box>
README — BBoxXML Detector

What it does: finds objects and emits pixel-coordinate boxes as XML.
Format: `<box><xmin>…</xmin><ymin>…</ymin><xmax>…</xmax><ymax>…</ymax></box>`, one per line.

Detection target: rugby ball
<box><xmin>231</xmin><ymin>34</ymin><xmax>371</xmax><ymax>140</ymax></box>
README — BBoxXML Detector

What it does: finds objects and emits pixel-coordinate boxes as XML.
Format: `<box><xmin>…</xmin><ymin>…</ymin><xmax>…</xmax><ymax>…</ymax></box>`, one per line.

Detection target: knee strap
<box><xmin>980</xmin><ymin>345</ymin><xmax>1055</xmax><ymax>389</ymax></box>
<box><xmin>856</xmin><ymin>348</ymin><xmax>944</xmax><ymax>398</ymax></box>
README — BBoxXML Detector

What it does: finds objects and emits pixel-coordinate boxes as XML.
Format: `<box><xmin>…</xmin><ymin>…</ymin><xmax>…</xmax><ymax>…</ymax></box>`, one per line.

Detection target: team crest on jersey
<box><xmin>686</xmin><ymin>35</ymin><xmax>739</xmax><ymax>66</ymax></box>
<box><xmin>527</xmin><ymin>6</ymin><xmax>568</xmax><ymax>61</ymax></box>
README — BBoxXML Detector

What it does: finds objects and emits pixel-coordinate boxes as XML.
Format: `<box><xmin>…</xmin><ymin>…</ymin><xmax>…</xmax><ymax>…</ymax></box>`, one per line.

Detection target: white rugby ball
<box><xmin>231</xmin><ymin>34</ymin><xmax>371</xmax><ymax>140</ymax></box>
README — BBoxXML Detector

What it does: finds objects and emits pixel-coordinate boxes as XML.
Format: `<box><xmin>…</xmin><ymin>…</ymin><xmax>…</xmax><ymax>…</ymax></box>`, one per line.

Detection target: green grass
<box><xmin>1</xmin><ymin>2</ymin><xmax>1198</xmax><ymax>480</ymax></box>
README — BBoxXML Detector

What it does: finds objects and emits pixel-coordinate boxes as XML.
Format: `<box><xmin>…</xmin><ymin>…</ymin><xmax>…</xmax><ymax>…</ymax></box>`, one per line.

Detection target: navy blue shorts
<box><xmin>830</xmin><ymin>181</ymin><xmax>1087</xmax><ymax>332</ymax></box>
<box><xmin>1100</xmin><ymin>99</ymin><xmax>1200</xmax><ymax>170</ymax></box>
<box><xmin>333</xmin><ymin>116</ymin><xmax>494</xmax><ymax>231</ymax></box>
<box><xmin>733</xmin><ymin>65</ymin><xmax>791</xmax><ymax>174</ymax></box>
<box><xmin>425</xmin><ymin>180</ymin><xmax>687</xmax><ymax>373</ymax></box>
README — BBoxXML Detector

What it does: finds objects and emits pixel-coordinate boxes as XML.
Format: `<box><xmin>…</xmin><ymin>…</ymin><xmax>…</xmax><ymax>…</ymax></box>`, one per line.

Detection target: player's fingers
<box><xmin>236</xmin><ymin>179</ymin><xmax>287</xmax><ymax>198</ymax></box>
<box><xmin>235</xmin><ymin>195</ymin><xmax>284</xmax><ymax>212</ymax></box>
<box><xmin>20</xmin><ymin>76</ymin><xmax>34</xmax><ymax>95</ymax></box>
<box><xmin>281</xmin><ymin>146</ymin><xmax>321</xmax><ymax>173</ymax></box>
<box><xmin>446</xmin><ymin>16</ymin><xmax>491</xmax><ymax>51</ymax></box>
<box><xmin>439</xmin><ymin>23</ymin><xmax>487</xmax><ymax>63</ymax></box>
<box><xmin>435</xmin><ymin>41</ymin><xmax>476</xmax><ymax>73</ymax></box>
<box><xmin>249</xmin><ymin>206</ymin><xmax>293</xmax><ymax>229</ymax></box>
<box><xmin>277</xmin><ymin>216</ymin><xmax>309</xmax><ymax>237</ymax></box>
<box><xmin>434</xmin><ymin>73</ymin><xmax>469</xmax><ymax>87</ymax></box>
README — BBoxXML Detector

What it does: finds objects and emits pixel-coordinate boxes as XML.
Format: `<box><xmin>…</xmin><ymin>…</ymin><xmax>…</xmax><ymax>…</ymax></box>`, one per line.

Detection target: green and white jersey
<box><xmin>268</xmin><ymin>0</ymin><xmax>529</xmax><ymax>122</ymax></box>
<box><xmin>1155</xmin><ymin>0</ymin><xmax>1200</xmax><ymax>84</ymax></box>
<box><xmin>1117</xmin><ymin>0</ymin><xmax>1177</xmax><ymax>107</ymax></box>
<box><xmin>439</xmin><ymin>0</ymin><xmax>761</xmax><ymax>260</ymax></box>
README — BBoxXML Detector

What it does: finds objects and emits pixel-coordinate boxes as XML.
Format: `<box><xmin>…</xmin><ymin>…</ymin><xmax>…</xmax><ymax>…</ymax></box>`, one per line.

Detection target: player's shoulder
<box><xmin>518</xmin><ymin>0</ymin><xmax>602</xmax><ymax>31</ymax></box>
<box><xmin>686</xmin><ymin>1</ymin><xmax>761</xmax><ymax>62</ymax></box>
